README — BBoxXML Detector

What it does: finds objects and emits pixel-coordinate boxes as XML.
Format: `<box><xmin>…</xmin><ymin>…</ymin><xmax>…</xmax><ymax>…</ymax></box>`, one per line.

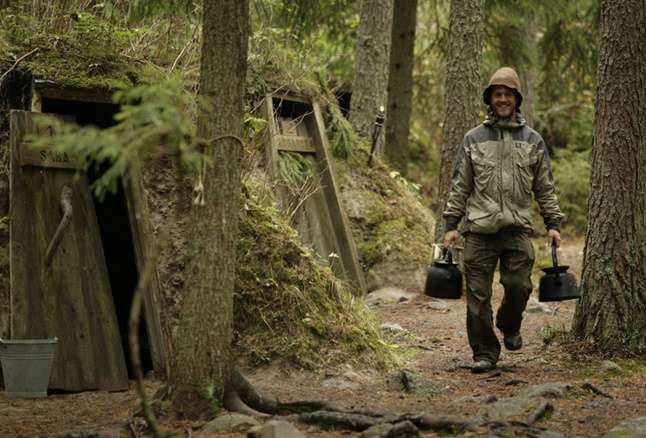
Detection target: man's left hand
<box><xmin>548</xmin><ymin>229</ymin><xmax>561</xmax><ymax>248</ymax></box>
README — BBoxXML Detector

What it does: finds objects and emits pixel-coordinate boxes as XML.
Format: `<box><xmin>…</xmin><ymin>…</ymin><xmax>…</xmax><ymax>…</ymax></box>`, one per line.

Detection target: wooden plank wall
<box><xmin>10</xmin><ymin>110</ymin><xmax>128</xmax><ymax>391</ymax></box>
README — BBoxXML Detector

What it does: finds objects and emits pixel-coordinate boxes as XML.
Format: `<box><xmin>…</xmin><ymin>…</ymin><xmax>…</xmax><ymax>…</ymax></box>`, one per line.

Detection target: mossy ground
<box><xmin>332</xmin><ymin>143</ymin><xmax>436</xmax><ymax>288</ymax></box>
<box><xmin>234</xmin><ymin>182</ymin><xmax>397</xmax><ymax>370</ymax></box>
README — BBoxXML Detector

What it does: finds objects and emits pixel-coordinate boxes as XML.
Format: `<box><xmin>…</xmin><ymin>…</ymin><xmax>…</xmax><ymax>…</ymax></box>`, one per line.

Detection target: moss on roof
<box><xmin>1</xmin><ymin>11</ymin><xmax>141</xmax><ymax>91</ymax></box>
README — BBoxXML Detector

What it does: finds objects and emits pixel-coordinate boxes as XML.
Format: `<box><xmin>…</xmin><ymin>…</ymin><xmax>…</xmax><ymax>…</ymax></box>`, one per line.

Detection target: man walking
<box><xmin>443</xmin><ymin>67</ymin><xmax>563</xmax><ymax>373</ymax></box>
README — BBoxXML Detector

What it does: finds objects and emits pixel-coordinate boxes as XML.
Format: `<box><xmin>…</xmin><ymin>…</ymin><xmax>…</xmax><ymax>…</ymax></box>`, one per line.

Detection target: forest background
<box><xmin>2</xmin><ymin>0</ymin><xmax>631</xmax><ymax>435</ymax></box>
<box><xmin>0</xmin><ymin>0</ymin><xmax>597</xmax><ymax>235</ymax></box>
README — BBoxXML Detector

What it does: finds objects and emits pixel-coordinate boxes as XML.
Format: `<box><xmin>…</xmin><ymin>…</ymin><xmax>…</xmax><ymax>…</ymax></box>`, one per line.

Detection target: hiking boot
<box><xmin>471</xmin><ymin>360</ymin><xmax>495</xmax><ymax>374</ymax></box>
<box><xmin>504</xmin><ymin>332</ymin><xmax>522</xmax><ymax>351</ymax></box>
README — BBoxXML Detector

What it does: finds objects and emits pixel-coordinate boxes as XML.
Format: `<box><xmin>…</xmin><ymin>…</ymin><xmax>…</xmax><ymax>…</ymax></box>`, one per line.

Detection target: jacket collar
<box><xmin>483</xmin><ymin>109</ymin><xmax>526</xmax><ymax>129</ymax></box>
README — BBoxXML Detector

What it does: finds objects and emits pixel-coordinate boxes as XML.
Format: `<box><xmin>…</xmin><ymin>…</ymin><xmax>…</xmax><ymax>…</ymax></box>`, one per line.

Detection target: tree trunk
<box><xmin>518</xmin><ymin>17</ymin><xmax>537</xmax><ymax>128</ymax></box>
<box><xmin>384</xmin><ymin>0</ymin><xmax>417</xmax><ymax>175</ymax></box>
<box><xmin>350</xmin><ymin>0</ymin><xmax>393</xmax><ymax>150</ymax></box>
<box><xmin>433</xmin><ymin>0</ymin><xmax>484</xmax><ymax>241</ymax></box>
<box><xmin>571</xmin><ymin>0</ymin><xmax>646</xmax><ymax>353</ymax></box>
<box><xmin>170</xmin><ymin>0</ymin><xmax>249</xmax><ymax>419</ymax></box>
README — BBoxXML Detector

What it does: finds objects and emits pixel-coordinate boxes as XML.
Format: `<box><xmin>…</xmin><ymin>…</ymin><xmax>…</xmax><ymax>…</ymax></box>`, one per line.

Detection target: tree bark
<box><xmin>571</xmin><ymin>0</ymin><xmax>646</xmax><ymax>353</ymax></box>
<box><xmin>433</xmin><ymin>0</ymin><xmax>484</xmax><ymax>241</ymax></box>
<box><xmin>350</xmin><ymin>0</ymin><xmax>393</xmax><ymax>149</ymax></box>
<box><xmin>518</xmin><ymin>17</ymin><xmax>537</xmax><ymax>128</ymax></box>
<box><xmin>384</xmin><ymin>0</ymin><xmax>417</xmax><ymax>175</ymax></box>
<box><xmin>170</xmin><ymin>0</ymin><xmax>249</xmax><ymax>419</ymax></box>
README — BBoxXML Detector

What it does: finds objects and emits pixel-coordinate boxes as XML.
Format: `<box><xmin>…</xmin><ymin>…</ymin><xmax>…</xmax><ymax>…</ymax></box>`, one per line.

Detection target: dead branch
<box><xmin>129</xmin><ymin>236</ymin><xmax>163</xmax><ymax>438</ymax></box>
<box><xmin>44</xmin><ymin>186</ymin><xmax>73</xmax><ymax>267</ymax></box>
<box><xmin>0</xmin><ymin>48</ymin><xmax>38</xmax><ymax>85</ymax></box>
<box><xmin>361</xmin><ymin>419</ymin><xmax>421</xmax><ymax>437</ymax></box>
<box><xmin>581</xmin><ymin>382</ymin><xmax>613</xmax><ymax>399</ymax></box>
<box><xmin>409</xmin><ymin>414</ymin><xmax>477</xmax><ymax>434</ymax></box>
<box><xmin>526</xmin><ymin>401</ymin><xmax>554</xmax><ymax>425</ymax></box>
<box><xmin>505</xmin><ymin>378</ymin><xmax>528</xmax><ymax>386</ymax></box>
<box><xmin>169</xmin><ymin>23</ymin><xmax>199</xmax><ymax>73</ymax></box>
<box><xmin>298</xmin><ymin>410</ymin><xmax>380</xmax><ymax>431</ymax></box>
<box><xmin>128</xmin><ymin>421</ymin><xmax>140</xmax><ymax>438</ymax></box>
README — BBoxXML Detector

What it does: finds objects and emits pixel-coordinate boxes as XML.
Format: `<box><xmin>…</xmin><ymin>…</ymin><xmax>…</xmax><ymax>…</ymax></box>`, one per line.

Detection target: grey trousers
<box><xmin>463</xmin><ymin>231</ymin><xmax>535</xmax><ymax>363</ymax></box>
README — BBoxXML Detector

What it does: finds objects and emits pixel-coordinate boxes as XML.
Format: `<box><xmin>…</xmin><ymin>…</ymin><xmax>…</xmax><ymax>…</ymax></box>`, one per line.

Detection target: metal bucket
<box><xmin>0</xmin><ymin>338</ymin><xmax>57</xmax><ymax>398</ymax></box>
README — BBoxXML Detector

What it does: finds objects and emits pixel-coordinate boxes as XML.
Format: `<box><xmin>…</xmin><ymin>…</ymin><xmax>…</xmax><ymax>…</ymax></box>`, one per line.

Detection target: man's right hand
<box><xmin>443</xmin><ymin>230</ymin><xmax>460</xmax><ymax>247</ymax></box>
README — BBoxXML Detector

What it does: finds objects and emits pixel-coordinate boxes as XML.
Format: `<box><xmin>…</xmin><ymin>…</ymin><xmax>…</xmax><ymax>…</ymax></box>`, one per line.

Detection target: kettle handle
<box><xmin>551</xmin><ymin>242</ymin><xmax>559</xmax><ymax>267</ymax></box>
<box><xmin>443</xmin><ymin>246</ymin><xmax>454</xmax><ymax>264</ymax></box>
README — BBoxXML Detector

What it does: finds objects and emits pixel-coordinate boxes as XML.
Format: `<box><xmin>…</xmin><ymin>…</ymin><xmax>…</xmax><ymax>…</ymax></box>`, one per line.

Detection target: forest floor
<box><xmin>2</xmin><ymin>238</ymin><xmax>646</xmax><ymax>438</ymax></box>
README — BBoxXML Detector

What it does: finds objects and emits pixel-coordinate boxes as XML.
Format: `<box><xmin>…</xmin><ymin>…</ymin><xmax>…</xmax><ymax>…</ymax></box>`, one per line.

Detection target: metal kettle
<box><xmin>538</xmin><ymin>244</ymin><xmax>579</xmax><ymax>302</ymax></box>
<box><xmin>425</xmin><ymin>247</ymin><xmax>463</xmax><ymax>299</ymax></box>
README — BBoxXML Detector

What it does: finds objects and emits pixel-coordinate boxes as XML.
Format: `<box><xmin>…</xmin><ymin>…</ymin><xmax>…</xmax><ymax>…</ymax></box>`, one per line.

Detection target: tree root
<box><xmin>225</xmin><ymin>370</ymin><xmax>334</xmax><ymax>416</ymax></box>
<box><xmin>299</xmin><ymin>410</ymin><xmax>381</xmax><ymax>431</ymax></box>
<box><xmin>222</xmin><ymin>373</ymin><xmax>480</xmax><ymax>435</ymax></box>
<box><xmin>223</xmin><ymin>383</ymin><xmax>270</xmax><ymax>417</ymax></box>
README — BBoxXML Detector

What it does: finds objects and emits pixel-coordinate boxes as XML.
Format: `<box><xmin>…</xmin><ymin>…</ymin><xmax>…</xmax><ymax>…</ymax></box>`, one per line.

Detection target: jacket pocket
<box><xmin>471</xmin><ymin>153</ymin><xmax>496</xmax><ymax>193</ymax></box>
<box><xmin>514</xmin><ymin>155</ymin><xmax>537</xmax><ymax>206</ymax></box>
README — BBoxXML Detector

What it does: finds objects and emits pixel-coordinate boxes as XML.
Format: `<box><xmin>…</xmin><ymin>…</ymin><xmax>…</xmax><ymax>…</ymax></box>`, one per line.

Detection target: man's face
<box><xmin>490</xmin><ymin>85</ymin><xmax>517</xmax><ymax>119</ymax></box>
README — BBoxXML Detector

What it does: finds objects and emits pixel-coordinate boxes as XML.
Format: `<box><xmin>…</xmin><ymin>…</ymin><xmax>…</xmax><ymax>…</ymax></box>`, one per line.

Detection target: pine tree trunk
<box><xmin>433</xmin><ymin>0</ymin><xmax>484</xmax><ymax>241</ymax></box>
<box><xmin>350</xmin><ymin>0</ymin><xmax>393</xmax><ymax>147</ymax></box>
<box><xmin>170</xmin><ymin>0</ymin><xmax>249</xmax><ymax>419</ymax></box>
<box><xmin>384</xmin><ymin>0</ymin><xmax>417</xmax><ymax>175</ymax></box>
<box><xmin>571</xmin><ymin>0</ymin><xmax>646</xmax><ymax>353</ymax></box>
<box><xmin>518</xmin><ymin>17</ymin><xmax>537</xmax><ymax>128</ymax></box>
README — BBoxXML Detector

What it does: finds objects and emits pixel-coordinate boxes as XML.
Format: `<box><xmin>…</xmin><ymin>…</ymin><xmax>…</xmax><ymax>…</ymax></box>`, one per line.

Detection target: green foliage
<box><xmin>29</xmin><ymin>76</ymin><xmax>202</xmax><ymax>200</ymax></box>
<box><xmin>407</xmin><ymin>1</ymin><xmax>448</xmax><ymax>200</ymax></box>
<box><xmin>539</xmin><ymin>323</ymin><xmax>569</xmax><ymax>346</ymax></box>
<box><xmin>251</xmin><ymin>0</ymin><xmax>359</xmax><ymax>82</ymax></box>
<box><xmin>552</xmin><ymin>149</ymin><xmax>591</xmax><ymax>233</ymax></box>
<box><xmin>327</xmin><ymin>100</ymin><xmax>359</xmax><ymax>158</ymax></box>
<box><xmin>0</xmin><ymin>9</ymin><xmax>139</xmax><ymax>90</ymax></box>
<box><xmin>116</xmin><ymin>0</ymin><xmax>197</xmax><ymax>23</ymax></box>
<box><xmin>277</xmin><ymin>151</ymin><xmax>315</xmax><ymax>190</ymax></box>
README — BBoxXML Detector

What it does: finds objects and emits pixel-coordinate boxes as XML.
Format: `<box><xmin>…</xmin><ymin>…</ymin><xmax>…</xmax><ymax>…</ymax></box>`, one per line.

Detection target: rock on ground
<box><xmin>486</xmin><ymin>397</ymin><xmax>545</xmax><ymax>421</ymax></box>
<box><xmin>366</xmin><ymin>287</ymin><xmax>418</xmax><ymax>305</ymax></box>
<box><xmin>602</xmin><ymin>417</ymin><xmax>646</xmax><ymax>438</ymax></box>
<box><xmin>248</xmin><ymin>420</ymin><xmax>306</xmax><ymax>438</ymax></box>
<box><xmin>203</xmin><ymin>413</ymin><xmax>260</xmax><ymax>433</ymax></box>
<box><xmin>519</xmin><ymin>382</ymin><xmax>573</xmax><ymax>399</ymax></box>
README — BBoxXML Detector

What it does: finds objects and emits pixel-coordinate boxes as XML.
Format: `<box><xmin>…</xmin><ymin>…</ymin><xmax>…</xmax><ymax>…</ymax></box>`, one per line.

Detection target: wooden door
<box><xmin>9</xmin><ymin>110</ymin><xmax>128</xmax><ymax>391</ymax></box>
<box><xmin>262</xmin><ymin>94</ymin><xmax>366</xmax><ymax>293</ymax></box>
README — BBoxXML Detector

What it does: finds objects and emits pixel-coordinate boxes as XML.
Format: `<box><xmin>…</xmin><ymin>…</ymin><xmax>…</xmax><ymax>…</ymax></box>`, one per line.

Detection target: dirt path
<box><xmin>2</xmin><ymin>240</ymin><xmax>645</xmax><ymax>437</ymax></box>
<box><xmin>248</xmin><ymin>240</ymin><xmax>646</xmax><ymax>437</ymax></box>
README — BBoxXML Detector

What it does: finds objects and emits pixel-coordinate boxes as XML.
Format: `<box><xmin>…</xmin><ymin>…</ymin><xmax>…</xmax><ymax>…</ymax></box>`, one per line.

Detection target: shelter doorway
<box><xmin>39</xmin><ymin>97</ymin><xmax>153</xmax><ymax>378</ymax></box>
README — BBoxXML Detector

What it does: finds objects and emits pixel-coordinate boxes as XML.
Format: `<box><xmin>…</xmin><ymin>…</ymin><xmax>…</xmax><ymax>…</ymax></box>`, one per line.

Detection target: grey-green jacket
<box><xmin>443</xmin><ymin>114</ymin><xmax>563</xmax><ymax>234</ymax></box>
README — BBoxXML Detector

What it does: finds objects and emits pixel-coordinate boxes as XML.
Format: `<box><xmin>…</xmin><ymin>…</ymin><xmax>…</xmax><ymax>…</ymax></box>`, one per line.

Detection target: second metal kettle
<box><xmin>424</xmin><ymin>247</ymin><xmax>463</xmax><ymax>299</ymax></box>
